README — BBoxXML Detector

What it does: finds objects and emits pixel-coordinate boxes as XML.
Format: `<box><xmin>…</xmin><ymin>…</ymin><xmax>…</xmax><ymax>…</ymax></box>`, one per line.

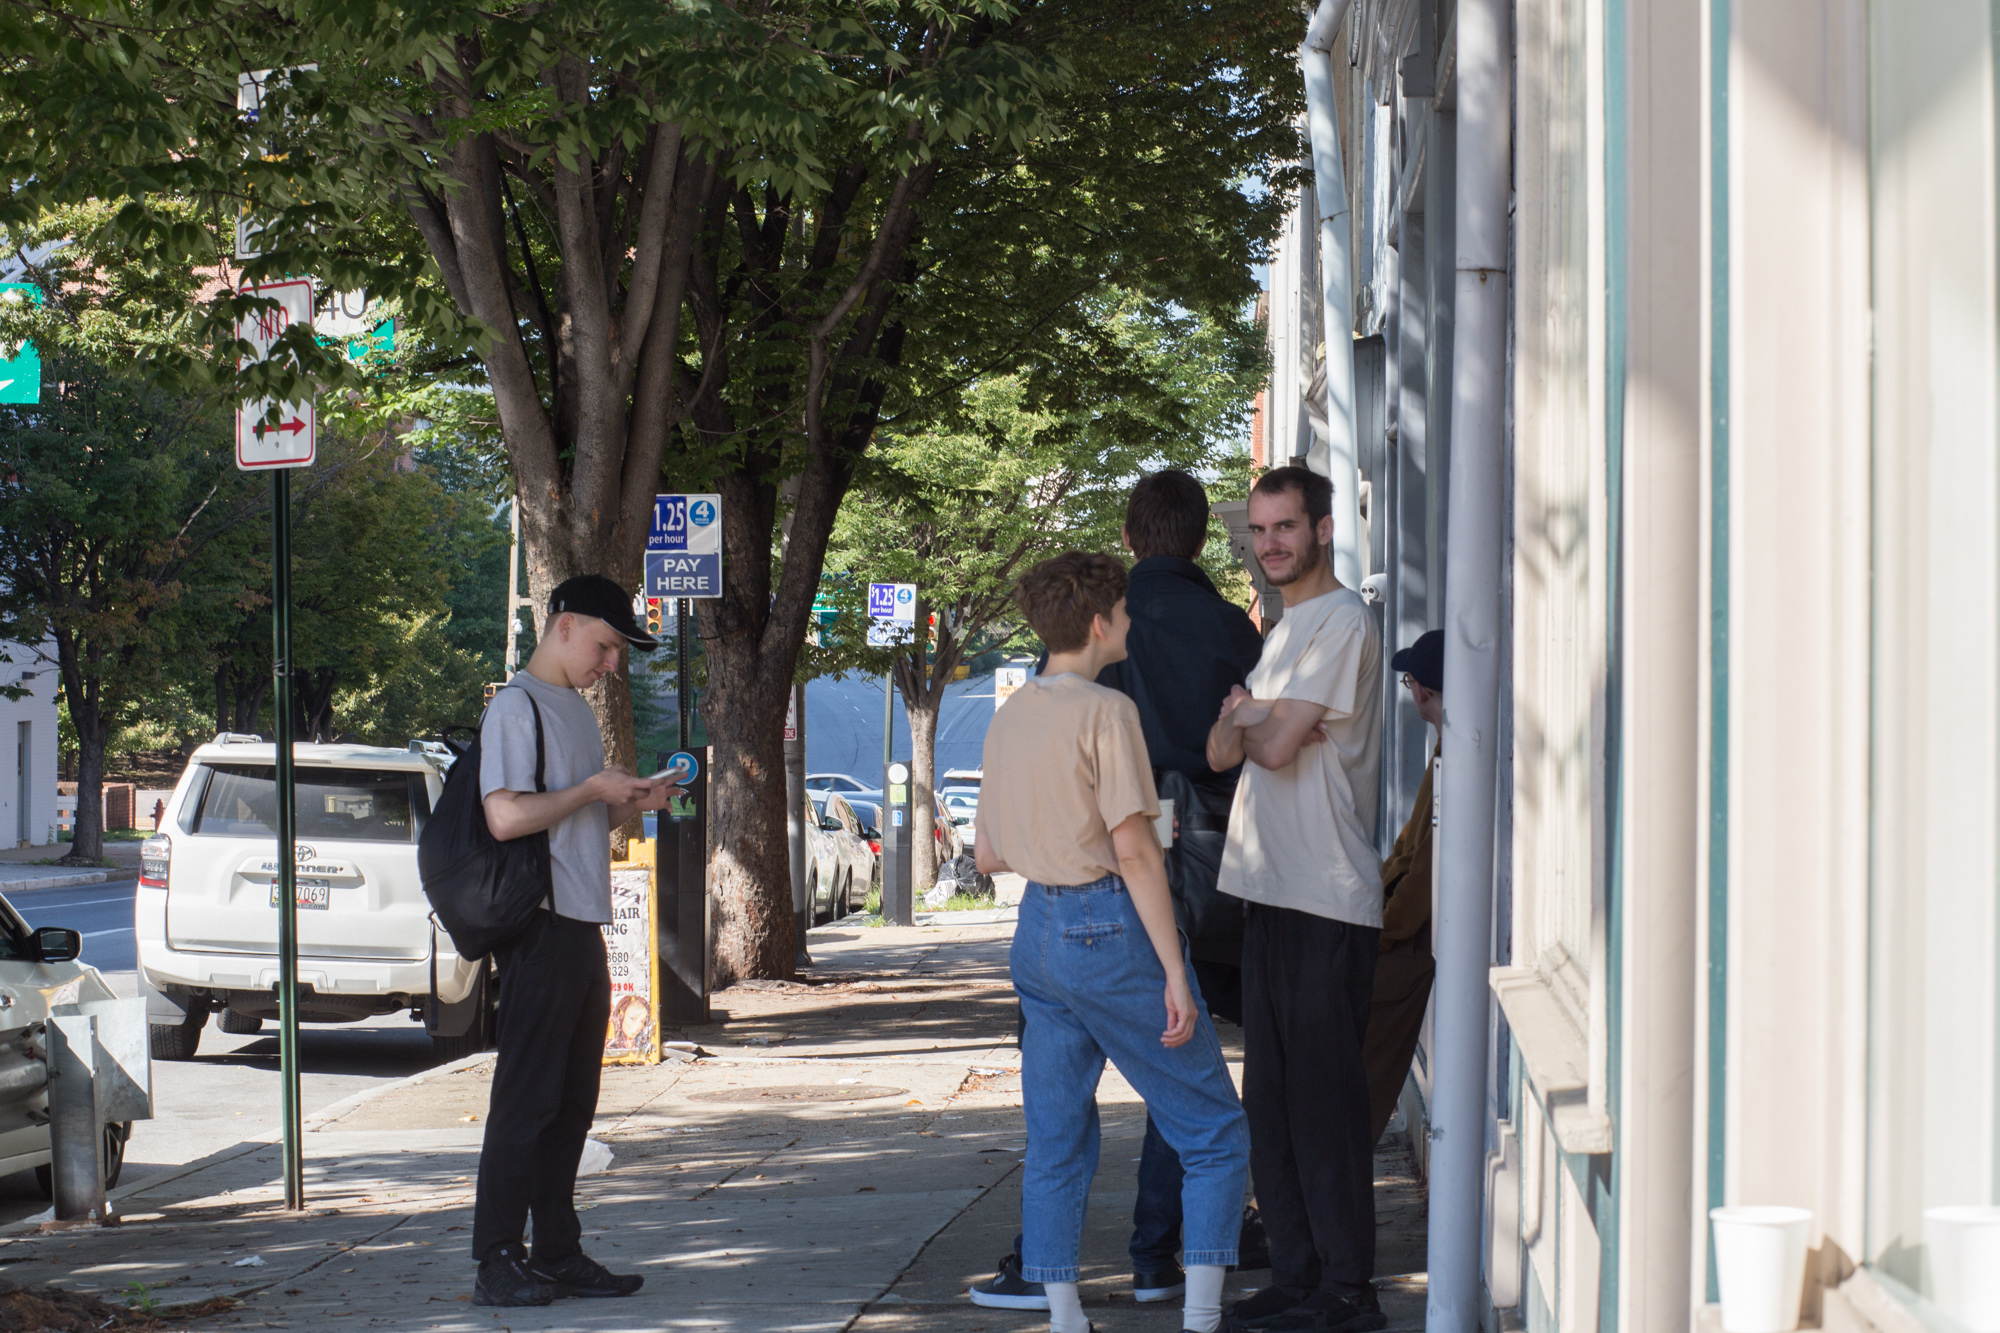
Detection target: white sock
<box><xmin>1047</xmin><ymin>1280</ymin><xmax>1088</xmax><ymax>1333</ymax></box>
<box><xmin>1184</xmin><ymin>1265</ymin><xmax>1226</xmax><ymax>1333</ymax></box>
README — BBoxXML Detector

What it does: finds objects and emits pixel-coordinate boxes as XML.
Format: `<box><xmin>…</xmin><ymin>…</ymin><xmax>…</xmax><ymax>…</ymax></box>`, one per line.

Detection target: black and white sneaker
<box><xmin>967</xmin><ymin>1252</ymin><xmax>1050</xmax><ymax>1310</ymax></box>
<box><xmin>473</xmin><ymin>1244</ymin><xmax>556</xmax><ymax>1307</ymax></box>
<box><xmin>529</xmin><ymin>1250</ymin><xmax>644</xmax><ymax>1298</ymax></box>
<box><xmin>1134</xmin><ymin>1262</ymin><xmax>1187</xmax><ymax>1301</ymax></box>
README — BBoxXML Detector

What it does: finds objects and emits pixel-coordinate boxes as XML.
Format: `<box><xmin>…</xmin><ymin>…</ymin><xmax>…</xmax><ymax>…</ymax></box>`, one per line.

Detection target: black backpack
<box><xmin>418</xmin><ymin>686</ymin><xmax>554</xmax><ymax>960</ymax></box>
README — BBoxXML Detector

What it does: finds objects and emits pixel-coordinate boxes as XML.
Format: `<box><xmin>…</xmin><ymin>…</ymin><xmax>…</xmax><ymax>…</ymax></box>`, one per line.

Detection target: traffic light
<box><xmin>646</xmin><ymin>598</ymin><xmax>663</xmax><ymax>635</ymax></box>
<box><xmin>483</xmin><ymin>681</ymin><xmax>502</xmax><ymax>705</ymax></box>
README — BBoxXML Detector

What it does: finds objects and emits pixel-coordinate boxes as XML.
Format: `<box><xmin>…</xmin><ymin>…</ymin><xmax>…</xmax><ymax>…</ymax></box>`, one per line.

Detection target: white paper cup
<box><xmin>1925</xmin><ymin>1205</ymin><xmax>2000</xmax><ymax>1332</ymax></box>
<box><xmin>1154</xmin><ymin>798</ymin><xmax>1175</xmax><ymax>848</ymax></box>
<box><xmin>1710</xmin><ymin>1205</ymin><xmax>1812</xmax><ymax>1333</ymax></box>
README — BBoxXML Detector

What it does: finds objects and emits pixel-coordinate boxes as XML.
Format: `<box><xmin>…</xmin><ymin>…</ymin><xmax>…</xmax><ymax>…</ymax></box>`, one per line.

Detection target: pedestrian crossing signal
<box><xmin>646</xmin><ymin>598</ymin><xmax>663</xmax><ymax>635</ymax></box>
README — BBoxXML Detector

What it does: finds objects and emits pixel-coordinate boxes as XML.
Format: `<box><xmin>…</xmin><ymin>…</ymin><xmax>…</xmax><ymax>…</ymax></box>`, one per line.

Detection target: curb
<box><xmin>0</xmin><ymin>871</ymin><xmax>111</xmax><ymax>892</ymax></box>
<box><xmin>0</xmin><ymin>1050</ymin><xmax>499</xmax><ymax>1239</ymax></box>
<box><xmin>304</xmin><ymin>1048</ymin><xmax>496</xmax><ymax>1129</ymax></box>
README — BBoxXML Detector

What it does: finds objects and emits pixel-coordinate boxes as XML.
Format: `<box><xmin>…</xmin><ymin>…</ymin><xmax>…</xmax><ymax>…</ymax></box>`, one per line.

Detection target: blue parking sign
<box><xmin>647</xmin><ymin>493</ymin><xmax>723</xmax><ymax>598</ymax></box>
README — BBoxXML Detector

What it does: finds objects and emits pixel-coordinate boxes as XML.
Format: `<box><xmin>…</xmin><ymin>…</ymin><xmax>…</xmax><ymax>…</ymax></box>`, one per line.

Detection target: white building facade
<box><xmin>1250</xmin><ymin>2</ymin><xmax>2000</xmax><ymax>1331</ymax></box>
<box><xmin>0</xmin><ymin>640</ymin><xmax>59</xmax><ymax>848</ymax></box>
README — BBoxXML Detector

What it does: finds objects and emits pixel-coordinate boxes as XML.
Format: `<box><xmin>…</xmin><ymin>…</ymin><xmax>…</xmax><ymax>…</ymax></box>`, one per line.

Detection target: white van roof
<box><xmin>189</xmin><ymin>738</ymin><xmax>437</xmax><ymax>772</ymax></box>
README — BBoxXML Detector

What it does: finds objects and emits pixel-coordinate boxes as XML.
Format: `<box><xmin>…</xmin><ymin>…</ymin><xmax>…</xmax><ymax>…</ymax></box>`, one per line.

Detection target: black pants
<box><xmin>1129</xmin><ymin>959</ymin><xmax>1243</xmax><ymax>1270</ymax></box>
<box><xmin>471</xmin><ymin>912</ymin><xmax>611</xmax><ymax>1263</ymax></box>
<box><xmin>1241</xmin><ymin>902</ymin><xmax>1378</xmax><ymax>1295</ymax></box>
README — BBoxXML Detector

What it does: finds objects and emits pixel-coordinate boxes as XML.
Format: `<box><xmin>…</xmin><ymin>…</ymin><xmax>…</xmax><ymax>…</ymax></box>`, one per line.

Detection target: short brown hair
<box><xmin>1015</xmin><ymin>552</ymin><xmax>1129</xmax><ymax>654</ymax></box>
<box><xmin>1250</xmin><ymin>465</ymin><xmax>1334</xmax><ymax>527</ymax></box>
<box><xmin>1125</xmin><ymin>469</ymin><xmax>1211</xmax><ymax>559</ymax></box>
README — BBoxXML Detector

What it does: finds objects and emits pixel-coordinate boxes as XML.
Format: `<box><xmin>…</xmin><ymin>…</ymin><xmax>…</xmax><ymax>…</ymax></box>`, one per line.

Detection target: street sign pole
<box><xmin>677</xmin><ymin>599</ymin><xmax>691</xmax><ymax>749</ymax></box>
<box><xmin>271</xmin><ymin>468</ymin><xmax>303</xmax><ymax>1210</ymax></box>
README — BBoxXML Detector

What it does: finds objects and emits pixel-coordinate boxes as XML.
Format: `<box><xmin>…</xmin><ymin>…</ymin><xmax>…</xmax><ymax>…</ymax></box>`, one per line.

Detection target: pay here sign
<box><xmin>647</xmin><ymin>494</ymin><xmax>722</xmax><ymax>598</ymax></box>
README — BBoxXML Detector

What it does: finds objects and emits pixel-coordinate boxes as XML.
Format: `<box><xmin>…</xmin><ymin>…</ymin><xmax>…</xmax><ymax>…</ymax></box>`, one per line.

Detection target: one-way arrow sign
<box><xmin>236</xmin><ymin>278</ymin><xmax>316</xmax><ymax>470</ymax></box>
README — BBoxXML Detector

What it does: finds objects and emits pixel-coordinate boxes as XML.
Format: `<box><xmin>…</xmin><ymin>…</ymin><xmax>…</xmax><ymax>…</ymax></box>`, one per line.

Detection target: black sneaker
<box><xmin>1233</xmin><ymin>1205</ymin><xmax>1271</xmax><ymax>1271</ymax></box>
<box><xmin>473</xmin><ymin>1245</ymin><xmax>556</xmax><ymax>1307</ymax></box>
<box><xmin>967</xmin><ymin>1252</ymin><xmax>1049</xmax><ymax>1310</ymax></box>
<box><xmin>1225</xmin><ymin>1285</ymin><xmax>1310</xmax><ymax>1330</ymax></box>
<box><xmin>1134</xmin><ymin>1263</ymin><xmax>1187</xmax><ymax>1302</ymax></box>
<box><xmin>529</xmin><ymin>1250</ymin><xmax>644</xmax><ymax>1298</ymax></box>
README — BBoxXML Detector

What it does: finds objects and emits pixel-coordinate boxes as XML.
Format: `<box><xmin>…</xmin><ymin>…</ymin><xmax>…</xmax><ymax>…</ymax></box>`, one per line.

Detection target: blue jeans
<box><xmin>1012</xmin><ymin>876</ymin><xmax>1249</xmax><ymax>1283</ymax></box>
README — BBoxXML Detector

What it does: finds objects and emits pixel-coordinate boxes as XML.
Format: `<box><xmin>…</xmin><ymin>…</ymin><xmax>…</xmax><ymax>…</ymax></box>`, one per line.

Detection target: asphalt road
<box><xmin>0</xmin><ymin>878</ymin><xmax>437</xmax><ymax>1223</ymax></box>
<box><xmin>803</xmin><ymin>670</ymin><xmax>997</xmax><ymax>788</ymax></box>
<box><xmin>0</xmin><ymin>679</ymin><xmax>1001</xmax><ymax>1222</ymax></box>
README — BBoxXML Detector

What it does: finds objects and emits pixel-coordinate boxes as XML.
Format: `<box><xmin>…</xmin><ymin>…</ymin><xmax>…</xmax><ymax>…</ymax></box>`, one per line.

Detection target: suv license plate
<box><xmin>270</xmin><ymin>880</ymin><xmax>332</xmax><ymax>910</ymax></box>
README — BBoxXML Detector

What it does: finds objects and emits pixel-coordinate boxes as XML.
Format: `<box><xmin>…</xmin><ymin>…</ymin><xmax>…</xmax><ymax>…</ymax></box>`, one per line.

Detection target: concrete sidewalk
<box><xmin>0</xmin><ymin>914</ymin><xmax>1428</xmax><ymax>1331</ymax></box>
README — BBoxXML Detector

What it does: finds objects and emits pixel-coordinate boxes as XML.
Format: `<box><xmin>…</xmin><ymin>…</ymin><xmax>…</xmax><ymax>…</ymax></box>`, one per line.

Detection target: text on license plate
<box><xmin>269</xmin><ymin>880</ymin><xmax>332</xmax><ymax>910</ymax></box>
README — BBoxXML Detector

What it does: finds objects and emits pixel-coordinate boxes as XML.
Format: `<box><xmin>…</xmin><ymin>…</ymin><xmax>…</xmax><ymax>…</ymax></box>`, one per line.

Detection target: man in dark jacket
<box><xmin>1368</xmin><ymin>630</ymin><xmax>1442</xmax><ymax>1144</ymax></box>
<box><xmin>970</xmin><ymin>470</ymin><xmax>1268</xmax><ymax>1313</ymax></box>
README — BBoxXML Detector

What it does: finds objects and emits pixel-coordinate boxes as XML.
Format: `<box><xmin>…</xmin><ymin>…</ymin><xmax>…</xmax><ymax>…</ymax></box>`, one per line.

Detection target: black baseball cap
<box><xmin>548</xmin><ymin>575</ymin><xmax>660</xmax><ymax>651</ymax></box>
<box><xmin>1391</xmin><ymin>629</ymin><xmax>1443</xmax><ymax>692</ymax></box>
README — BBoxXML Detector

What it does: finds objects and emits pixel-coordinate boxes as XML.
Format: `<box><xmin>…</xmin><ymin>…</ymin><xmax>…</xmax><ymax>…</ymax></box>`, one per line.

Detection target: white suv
<box><xmin>137</xmin><ymin>735</ymin><xmax>492</xmax><ymax>1063</ymax></box>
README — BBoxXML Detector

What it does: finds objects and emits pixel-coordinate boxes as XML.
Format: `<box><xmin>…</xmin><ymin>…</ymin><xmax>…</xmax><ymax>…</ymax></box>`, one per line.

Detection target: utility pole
<box><xmin>677</xmin><ymin>599</ymin><xmax>691</xmax><ymax>748</ymax></box>
<box><xmin>504</xmin><ymin>501</ymin><xmax>534</xmax><ymax>675</ymax></box>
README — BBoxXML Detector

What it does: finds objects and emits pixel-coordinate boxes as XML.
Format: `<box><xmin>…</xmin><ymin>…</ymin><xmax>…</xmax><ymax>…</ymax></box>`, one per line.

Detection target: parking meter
<box><xmin>881</xmin><ymin>760</ymin><xmax>915</xmax><ymax>926</ymax></box>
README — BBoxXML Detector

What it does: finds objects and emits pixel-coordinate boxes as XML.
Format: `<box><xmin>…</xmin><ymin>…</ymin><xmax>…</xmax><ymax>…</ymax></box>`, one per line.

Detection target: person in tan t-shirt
<box><xmin>976</xmin><ymin>552</ymin><xmax>1249</xmax><ymax>1333</ymax></box>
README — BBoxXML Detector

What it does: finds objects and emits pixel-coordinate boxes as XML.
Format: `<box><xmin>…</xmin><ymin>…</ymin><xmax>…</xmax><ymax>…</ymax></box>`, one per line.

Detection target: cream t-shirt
<box><xmin>1218</xmin><ymin>586</ymin><xmax>1384</xmax><ymax>926</ymax></box>
<box><xmin>978</xmin><ymin>672</ymin><xmax>1160</xmax><ymax>888</ymax></box>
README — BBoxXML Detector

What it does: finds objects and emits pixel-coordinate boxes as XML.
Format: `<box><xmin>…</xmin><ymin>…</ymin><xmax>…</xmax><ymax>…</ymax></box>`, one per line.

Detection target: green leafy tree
<box><xmin>817</xmin><ymin>297</ymin><xmax>1261</xmax><ymax>889</ymax></box>
<box><xmin>0</xmin><ymin>0</ymin><xmax>1302</xmax><ymax>978</ymax></box>
<box><xmin>0</xmin><ymin>353</ymin><xmax>249</xmax><ymax>861</ymax></box>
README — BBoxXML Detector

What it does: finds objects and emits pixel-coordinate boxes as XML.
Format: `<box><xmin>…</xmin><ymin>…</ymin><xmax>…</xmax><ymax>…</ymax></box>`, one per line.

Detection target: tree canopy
<box><xmin>0</xmin><ymin>0</ymin><xmax>1304</xmax><ymax>975</ymax></box>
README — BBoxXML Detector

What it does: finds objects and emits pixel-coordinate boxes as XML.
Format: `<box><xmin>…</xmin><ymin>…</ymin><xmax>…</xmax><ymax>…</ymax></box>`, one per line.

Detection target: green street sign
<box><xmin>0</xmin><ymin>282</ymin><xmax>42</xmax><ymax>405</ymax></box>
<box><xmin>346</xmin><ymin>318</ymin><xmax>393</xmax><ymax>362</ymax></box>
<box><xmin>811</xmin><ymin>592</ymin><xmax>839</xmax><ymax>627</ymax></box>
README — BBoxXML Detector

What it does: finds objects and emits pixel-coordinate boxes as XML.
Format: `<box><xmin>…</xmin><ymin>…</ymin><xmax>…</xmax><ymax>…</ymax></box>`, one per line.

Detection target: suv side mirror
<box><xmin>821</xmin><ymin>816</ymin><xmax>844</xmax><ymax>832</ymax></box>
<box><xmin>31</xmin><ymin>927</ymin><xmax>80</xmax><ymax>964</ymax></box>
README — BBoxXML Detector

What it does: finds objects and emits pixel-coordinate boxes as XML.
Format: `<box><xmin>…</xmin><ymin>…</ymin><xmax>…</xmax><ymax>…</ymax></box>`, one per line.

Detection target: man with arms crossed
<box><xmin>1207</xmin><ymin>467</ymin><xmax>1385</xmax><ymax>1333</ymax></box>
<box><xmin>473</xmin><ymin>575</ymin><xmax>673</xmax><ymax>1307</ymax></box>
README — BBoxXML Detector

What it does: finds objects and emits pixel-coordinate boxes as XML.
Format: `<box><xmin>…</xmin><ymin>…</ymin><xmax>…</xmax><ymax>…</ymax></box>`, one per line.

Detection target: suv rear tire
<box><xmin>217</xmin><ymin>1009</ymin><xmax>262</xmax><ymax>1035</ymax></box>
<box><xmin>149</xmin><ymin>1011</ymin><xmax>206</xmax><ymax>1062</ymax></box>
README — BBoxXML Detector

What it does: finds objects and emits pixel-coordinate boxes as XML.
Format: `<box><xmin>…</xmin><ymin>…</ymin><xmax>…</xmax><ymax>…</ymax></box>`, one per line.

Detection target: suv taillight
<box><xmin>139</xmin><ymin>834</ymin><xmax>170</xmax><ymax>889</ymax></box>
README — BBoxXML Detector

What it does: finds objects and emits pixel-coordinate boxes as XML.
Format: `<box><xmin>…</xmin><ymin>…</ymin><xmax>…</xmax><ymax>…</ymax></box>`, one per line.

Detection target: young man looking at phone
<box><xmin>1207</xmin><ymin>468</ymin><xmax>1385</xmax><ymax>1333</ymax></box>
<box><xmin>471</xmin><ymin>575</ymin><xmax>674</xmax><ymax>1308</ymax></box>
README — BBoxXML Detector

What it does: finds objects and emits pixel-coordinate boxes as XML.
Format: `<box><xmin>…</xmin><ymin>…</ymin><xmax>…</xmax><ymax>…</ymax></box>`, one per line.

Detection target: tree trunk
<box><xmin>66</xmin><ymin>709</ymin><xmax>107</xmax><ymax>864</ymax></box>
<box><xmin>907</xmin><ymin>696</ymin><xmax>939</xmax><ymax>895</ymax></box>
<box><xmin>701</xmin><ymin>620</ymin><xmax>796</xmax><ymax>987</ymax></box>
<box><xmin>585</xmin><ymin>670</ymin><xmax>639</xmax><ymax>859</ymax></box>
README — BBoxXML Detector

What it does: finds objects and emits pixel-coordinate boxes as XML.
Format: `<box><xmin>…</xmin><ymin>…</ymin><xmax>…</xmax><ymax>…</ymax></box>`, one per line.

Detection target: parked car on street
<box><xmin>805</xmin><ymin>789</ymin><xmax>872</xmax><ymax>921</ymax></box>
<box><xmin>806</xmin><ymin>772</ymin><xmax>879</xmax><ymax>798</ymax></box>
<box><xmin>931</xmin><ymin>793</ymin><xmax>966</xmax><ymax>863</ymax></box>
<box><xmin>848</xmin><ymin>800</ymin><xmax>884</xmax><ymax>884</ymax></box>
<box><xmin>0</xmin><ymin>895</ymin><xmax>136</xmax><ymax>1198</ymax></box>
<box><xmin>940</xmin><ymin>787</ymin><xmax>980</xmax><ymax>846</ymax></box>
<box><xmin>136</xmin><ymin>735</ymin><xmax>491</xmax><ymax>1065</ymax></box>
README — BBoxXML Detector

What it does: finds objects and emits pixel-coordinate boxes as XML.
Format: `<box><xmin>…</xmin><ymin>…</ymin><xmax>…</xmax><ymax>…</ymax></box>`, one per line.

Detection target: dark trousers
<box><xmin>1129</xmin><ymin>958</ymin><xmax>1243</xmax><ymax>1271</ymax></box>
<box><xmin>471</xmin><ymin>912</ymin><xmax>611</xmax><ymax>1263</ymax></box>
<box><xmin>1241</xmin><ymin>902</ymin><xmax>1379</xmax><ymax>1295</ymax></box>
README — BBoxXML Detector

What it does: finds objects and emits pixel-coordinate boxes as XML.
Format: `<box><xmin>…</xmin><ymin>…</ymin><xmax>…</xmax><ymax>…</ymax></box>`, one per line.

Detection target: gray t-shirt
<box><xmin>478</xmin><ymin>672</ymin><xmax>611</xmax><ymax>923</ymax></box>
